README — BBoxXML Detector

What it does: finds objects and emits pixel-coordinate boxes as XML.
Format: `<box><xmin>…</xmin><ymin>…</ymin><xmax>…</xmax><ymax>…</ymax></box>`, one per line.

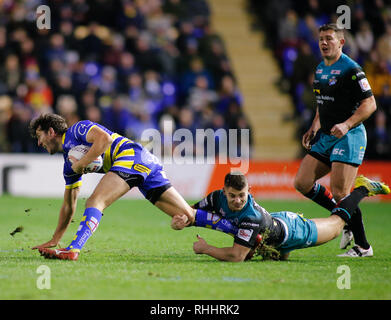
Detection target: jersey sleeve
<box><xmin>63</xmin><ymin>160</ymin><xmax>82</xmax><ymax>189</ymax></box>
<box><xmin>70</xmin><ymin>120</ymin><xmax>97</xmax><ymax>144</ymax></box>
<box><xmin>234</xmin><ymin>216</ymin><xmax>262</xmax><ymax>248</ymax></box>
<box><xmin>347</xmin><ymin>67</ymin><xmax>373</xmax><ymax>102</ymax></box>
<box><xmin>193</xmin><ymin>190</ymin><xmax>220</xmax><ymax>213</ymax></box>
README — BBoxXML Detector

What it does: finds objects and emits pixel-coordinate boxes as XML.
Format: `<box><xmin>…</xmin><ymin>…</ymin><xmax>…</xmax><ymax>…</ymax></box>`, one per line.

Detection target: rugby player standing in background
<box><xmin>294</xmin><ymin>23</ymin><xmax>377</xmax><ymax>257</ymax></box>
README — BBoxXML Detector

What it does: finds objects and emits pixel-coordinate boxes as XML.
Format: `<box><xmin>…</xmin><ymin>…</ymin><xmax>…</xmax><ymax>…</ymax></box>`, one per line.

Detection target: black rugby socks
<box><xmin>331</xmin><ymin>187</ymin><xmax>368</xmax><ymax>223</ymax></box>
<box><xmin>304</xmin><ymin>183</ymin><xmax>337</xmax><ymax>211</ymax></box>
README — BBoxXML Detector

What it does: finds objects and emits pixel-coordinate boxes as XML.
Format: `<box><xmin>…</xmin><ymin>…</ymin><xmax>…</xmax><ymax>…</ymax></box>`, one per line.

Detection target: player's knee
<box><xmin>85</xmin><ymin>196</ymin><xmax>106</xmax><ymax>211</ymax></box>
<box><xmin>293</xmin><ymin>176</ymin><xmax>311</xmax><ymax>194</ymax></box>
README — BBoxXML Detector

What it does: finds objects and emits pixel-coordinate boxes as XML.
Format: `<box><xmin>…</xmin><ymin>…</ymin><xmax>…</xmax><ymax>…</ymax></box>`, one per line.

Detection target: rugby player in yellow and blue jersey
<box><xmin>294</xmin><ymin>23</ymin><xmax>378</xmax><ymax>257</ymax></box>
<box><xmin>29</xmin><ymin>113</ymin><xmax>196</xmax><ymax>260</ymax></box>
<box><xmin>172</xmin><ymin>172</ymin><xmax>389</xmax><ymax>262</ymax></box>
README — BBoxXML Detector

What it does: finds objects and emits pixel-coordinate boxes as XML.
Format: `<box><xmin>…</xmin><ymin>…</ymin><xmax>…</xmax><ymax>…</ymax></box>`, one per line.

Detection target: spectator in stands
<box><xmin>356</xmin><ymin>20</ymin><xmax>375</xmax><ymax>61</ymax></box>
<box><xmin>290</xmin><ymin>41</ymin><xmax>318</xmax><ymax>117</ymax></box>
<box><xmin>376</xmin><ymin>23</ymin><xmax>391</xmax><ymax>64</ymax></box>
<box><xmin>133</xmin><ymin>33</ymin><xmax>162</xmax><ymax>73</ymax></box>
<box><xmin>56</xmin><ymin>94</ymin><xmax>80</xmax><ymax>127</ymax></box>
<box><xmin>366</xmin><ymin>109</ymin><xmax>391</xmax><ymax>159</ymax></box>
<box><xmin>0</xmin><ymin>54</ymin><xmax>23</xmax><ymax>96</ymax></box>
<box><xmin>7</xmin><ymin>99</ymin><xmax>35</xmax><ymax>153</ymax></box>
<box><xmin>278</xmin><ymin>9</ymin><xmax>299</xmax><ymax>46</ymax></box>
<box><xmin>102</xmin><ymin>33</ymin><xmax>126</xmax><ymax>67</ymax></box>
<box><xmin>0</xmin><ymin>95</ymin><xmax>12</xmax><ymax>152</ymax></box>
<box><xmin>24</xmin><ymin>76</ymin><xmax>53</xmax><ymax>115</ymax></box>
<box><xmin>202</xmin><ymin>39</ymin><xmax>231</xmax><ymax>87</ymax></box>
<box><xmin>101</xmin><ymin>94</ymin><xmax>131</xmax><ymax>137</ymax></box>
<box><xmin>96</xmin><ymin>65</ymin><xmax>119</xmax><ymax>97</ymax></box>
<box><xmin>215</xmin><ymin>75</ymin><xmax>242</xmax><ymax>115</ymax></box>
<box><xmin>118</xmin><ymin>52</ymin><xmax>138</xmax><ymax>85</ymax></box>
<box><xmin>186</xmin><ymin>74</ymin><xmax>218</xmax><ymax>116</ymax></box>
<box><xmin>180</xmin><ymin>56</ymin><xmax>214</xmax><ymax>100</ymax></box>
<box><xmin>378</xmin><ymin>83</ymin><xmax>391</xmax><ymax>116</ymax></box>
<box><xmin>366</xmin><ymin>59</ymin><xmax>391</xmax><ymax>96</ymax></box>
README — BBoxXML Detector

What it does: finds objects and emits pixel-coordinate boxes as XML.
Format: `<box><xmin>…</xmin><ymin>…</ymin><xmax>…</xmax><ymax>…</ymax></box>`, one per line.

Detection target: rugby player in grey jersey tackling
<box><xmin>171</xmin><ymin>172</ymin><xmax>389</xmax><ymax>262</ymax></box>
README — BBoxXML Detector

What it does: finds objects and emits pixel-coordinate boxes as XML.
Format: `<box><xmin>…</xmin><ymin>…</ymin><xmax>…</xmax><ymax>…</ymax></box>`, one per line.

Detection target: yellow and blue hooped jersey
<box><xmin>62</xmin><ymin>120</ymin><xmax>163</xmax><ymax>189</ymax></box>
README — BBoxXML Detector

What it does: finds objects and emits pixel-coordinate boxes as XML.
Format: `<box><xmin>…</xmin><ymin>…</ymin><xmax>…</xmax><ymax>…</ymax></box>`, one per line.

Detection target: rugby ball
<box><xmin>68</xmin><ymin>145</ymin><xmax>103</xmax><ymax>173</ymax></box>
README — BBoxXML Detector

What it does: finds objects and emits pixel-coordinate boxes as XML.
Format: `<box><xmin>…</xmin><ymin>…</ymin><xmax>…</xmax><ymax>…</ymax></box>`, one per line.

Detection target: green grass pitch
<box><xmin>1</xmin><ymin>195</ymin><xmax>390</xmax><ymax>300</ymax></box>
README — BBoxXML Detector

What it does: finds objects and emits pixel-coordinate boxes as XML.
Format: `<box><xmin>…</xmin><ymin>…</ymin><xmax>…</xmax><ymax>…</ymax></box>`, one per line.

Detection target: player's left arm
<box><xmin>343</xmin><ymin>95</ymin><xmax>377</xmax><ymax>130</ymax></box>
<box><xmin>72</xmin><ymin>126</ymin><xmax>113</xmax><ymax>174</ymax></box>
<box><xmin>330</xmin><ymin>95</ymin><xmax>376</xmax><ymax>138</ymax></box>
<box><xmin>32</xmin><ymin>187</ymin><xmax>80</xmax><ymax>250</ymax></box>
<box><xmin>330</xmin><ymin>68</ymin><xmax>376</xmax><ymax>139</ymax></box>
<box><xmin>193</xmin><ymin>235</ymin><xmax>251</xmax><ymax>262</ymax></box>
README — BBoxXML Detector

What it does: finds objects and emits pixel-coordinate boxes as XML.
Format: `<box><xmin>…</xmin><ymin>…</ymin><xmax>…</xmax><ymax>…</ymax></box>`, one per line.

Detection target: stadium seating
<box><xmin>248</xmin><ymin>0</ymin><xmax>391</xmax><ymax>160</ymax></box>
<box><xmin>0</xmin><ymin>0</ymin><xmax>252</xmax><ymax>159</ymax></box>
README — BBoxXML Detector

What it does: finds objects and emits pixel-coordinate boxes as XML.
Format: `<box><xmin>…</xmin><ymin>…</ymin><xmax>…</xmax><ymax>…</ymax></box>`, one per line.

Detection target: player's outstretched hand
<box><xmin>32</xmin><ymin>239</ymin><xmax>58</xmax><ymax>250</ymax></box>
<box><xmin>170</xmin><ymin>214</ymin><xmax>191</xmax><ymax>230</ymax></box>
<box><xmin>193</xmin><ymin>234</ymin><xmax>208</xmax><ymax>254</ymax></box>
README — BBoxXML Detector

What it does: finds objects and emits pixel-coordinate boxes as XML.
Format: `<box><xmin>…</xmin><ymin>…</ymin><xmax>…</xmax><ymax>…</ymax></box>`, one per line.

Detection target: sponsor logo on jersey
<box><xmin>237</xmin><ymin>228</ymin><xmax>253</xmax><ymax>242</ymax></box>
<box><xmin>329</xmin><ymin>76</ymin><xmax>337</xmax><ymax>86</ymax></box>
<box><xmin>77</xmin><ymin>123</ymin><xmax>89</xmax><ymax>136</ymax></box>
<box><xmin>316</xmin><ymin>69</ymin><xmax>323</xmax><ymax>74</ymax></box>
<box><xmin>240</xmin><ymin>222</ymin><xmax>260</xmax><ymax>228</ymax></box>
<box><xmin>331</xmin><ymin>69</ymin><xmax>341</xmax><ymax>74</ymax></box>
<box><xmin>358</xmin><ymin>78</ymin><xmax>371</xmax><ymax>92</ymax></box>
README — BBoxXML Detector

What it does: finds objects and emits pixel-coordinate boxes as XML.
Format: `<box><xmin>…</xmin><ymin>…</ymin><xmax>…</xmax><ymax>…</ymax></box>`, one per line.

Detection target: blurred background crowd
<box><xmin>249</xmin><ymin>0</ymin><xmax>391</xmax><ymax>159</ymax></box>
<box><xmin>0</xmin><ymin>0</ymin><xmax>250</xmax><ymax>157</ymax></box>
<box><xmin>0</xmin><ymin>0</ymin><xmax>390</xmax><ymax>160</ymax></box>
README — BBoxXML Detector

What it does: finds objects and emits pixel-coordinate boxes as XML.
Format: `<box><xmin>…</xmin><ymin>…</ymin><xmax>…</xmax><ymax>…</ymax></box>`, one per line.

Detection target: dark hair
<box><xmin>29</xmin><ymin>113</ymin><xmax>68</xmax><ymax>138</ymax></box>
<box><xmin>319</xmin><ymin>23</ymin><xmax>344</xmax><ymax>38</ymax></box>
<box><xmin>224</xmin><ymin>171</ymin><xmax>248</xmax><ymax>190</ymax></box>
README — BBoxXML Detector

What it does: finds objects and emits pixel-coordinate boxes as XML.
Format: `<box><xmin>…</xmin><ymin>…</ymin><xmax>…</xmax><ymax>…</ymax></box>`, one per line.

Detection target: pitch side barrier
<box><xmin>0</xmin><ymin>154</ymin><xmax>390</xmax><ymax>201</ymax></box>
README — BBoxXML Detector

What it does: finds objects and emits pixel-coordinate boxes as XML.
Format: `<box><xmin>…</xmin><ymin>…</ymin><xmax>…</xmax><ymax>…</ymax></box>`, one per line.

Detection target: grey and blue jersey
<box><xmin>194</xmin><ymin>190</ymin><xmax>319</xmax><ymax>254</ymax></box>
<box><xmin>310</xmin><ymin>53</ymin><xmax>372</xmax><ymax>166</ymax></box>
<box><xmin>313</xmin><ymin>53</ymin><xmax>373</xmax><ymax>134</ymax></box>
<box><xmin>193</xmin><ymin>190</ymin><xmax>285</xmax><ymax>249</ymax></box>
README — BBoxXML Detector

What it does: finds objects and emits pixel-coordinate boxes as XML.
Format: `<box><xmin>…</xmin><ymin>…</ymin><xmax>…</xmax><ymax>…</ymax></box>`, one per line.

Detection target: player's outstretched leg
<box><xmin>354</xmin><ymin>175</ymin><xmax>390</xmax><ymax>196</ymax></box>
<box><xmin>38</xmin><ymin>207</ymin><xmax>103</xmax><ymax>261</ymax></box>
<box><xmin>337</xmin><ymin>175</ymin><xmax>390</xmax><ymax>257</ymax></box>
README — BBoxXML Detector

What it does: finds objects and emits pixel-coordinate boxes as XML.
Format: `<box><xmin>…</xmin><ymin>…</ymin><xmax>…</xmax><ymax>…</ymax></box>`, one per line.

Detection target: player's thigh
<box><xmin>312</xmin><ymin>215</ymin><xmax>345</xmax><ymax>245</ymax></box>
<box><xmin>154</xmin><ymin>186</ymin><xmax>195</xmax><ymax>218</ymax></box>
<box><xmin>294</xmin><ymin>154</ymin><xmax>330</xmax><ymax>193</ymax></box>
<box><xmin>330</xmin><ymin>162</ymin><xmax>358</xmax><ymax>201</ymax></box>
<box><xmin>86</xmin><ymin>171</ymin><xmax>130</xmax><ymax>210</ymax></box>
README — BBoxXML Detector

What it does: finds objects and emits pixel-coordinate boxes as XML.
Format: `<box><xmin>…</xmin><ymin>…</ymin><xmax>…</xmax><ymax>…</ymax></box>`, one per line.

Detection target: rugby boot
<box><xmin>38</xmin><ymin>247</ymin><xmax>80</xmax><ymax>261</ymax></box>
<box><xmin>354</xmin><ymin>175</ymin><xmax>390</xmax><ymax>196</ymax></box>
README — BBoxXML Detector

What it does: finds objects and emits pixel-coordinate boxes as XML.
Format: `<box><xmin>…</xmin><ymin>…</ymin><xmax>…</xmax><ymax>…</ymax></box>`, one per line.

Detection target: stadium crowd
<box><xmin>0</xmin><ymin>0</ymin><xmax>252</xmax><ymax>158</ymax></box>
<box><xmin>249</xmin><ymin>0</ymin><xmax>391</xmax><ymax>159</ymax></box>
